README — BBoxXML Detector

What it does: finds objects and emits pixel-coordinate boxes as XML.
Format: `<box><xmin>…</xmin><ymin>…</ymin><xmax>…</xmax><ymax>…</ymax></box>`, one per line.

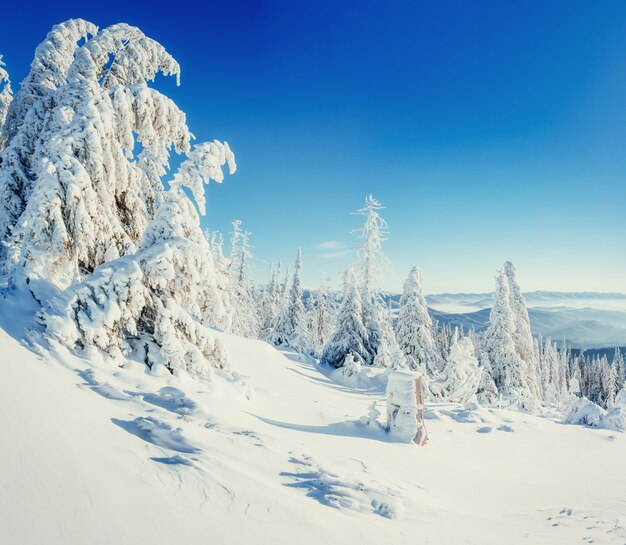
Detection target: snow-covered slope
<box><xmin>2</xmin><ymin>323</ymin><xmax>626</xmax><ymax>544</ymax></box>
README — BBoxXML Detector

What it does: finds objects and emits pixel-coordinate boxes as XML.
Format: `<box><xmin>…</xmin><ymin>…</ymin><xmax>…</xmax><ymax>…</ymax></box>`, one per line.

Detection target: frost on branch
<box><xmin>173</xmin><ymin>141</ymin><xmax>236</xmax><ymax>215</ymax></box>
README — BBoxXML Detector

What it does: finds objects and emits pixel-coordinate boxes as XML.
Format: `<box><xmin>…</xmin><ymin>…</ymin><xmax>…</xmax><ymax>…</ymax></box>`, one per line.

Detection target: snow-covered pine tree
<box><xmin>229</xmin><ymin>228</ymin><xmax>259</xmax><ymax>338</ymax></box>
<box><xmin>352</xmin><ymin>195</ymin><xmax>390</xmax><ymax>364</ymax></box>
<box><xmin>311</xmin><ymin>277</ymin><xmax>333</xmax><ymax>353</ymax></box>
<box><xmin>613</xmin><ymin>348</ymin><xmax>625</xmax><ymax>390</ymax></box>
<box><xmin>302</xmin><ymin>291</ymin><xmax>316</xmax><ymax>350</ymax></box>
<box><xmin>439</xmin><ymin>329</ymin><xmax>481</xmax><ymax>404</ymax></box>
<box><xmin>287</xmin><ymin>248</ymin><xmax>307</xmax><ymax>349</ymax></box>
<box><xmin>0</xmin><ymin>54</ymin><xmax>12</xmax><ymax>149</ymax></box>
<box><xmin>260</xmin><ymin>262</ymin><xmax>281</xmax><ymax>341</ymax></box>
<box><xmin>204</xmin><ymin>229</ymin><xmax>232</xmax><ymax>331</ymax></box>
<box><xmin>373</xmin><ymin>311</ymin><xmax>406</xmax><ymax>369</ymax></box>
<box><xmin>43</xmin><ymin>183</ymin><xmax>229</xmax><ymax>376</ymax></box>
<box><xmin>3</xmin><ymin>23</ymin><xmax>237</xmax><ymax>299</ymax></box>
<box><xmin>395</xmin><ymin>266</ymin><xmax>437</xmax><ymax>375</ymax></box>
<box><xmin>476</xmin><ymin>351</ymin><xmax>499</xmax><ymax>405</ymax></box>
<box><xmin>603</xmin><ymin>356</ymin><xmax>618</xmax><ymax>409</ymax></box>
<box><xmin>271</xmin><ymin>267</ymin><xmax>292</xmax><ymax>346</ymax></box>
<box><xmin>503</xmin><ymin>261</ymin><xmax>541</xmax><ymax>399</ymax></box>
<box><xmin>0</xmin><ymin>20</ymin><xmax>98</xmax><ymax>256</ymax></box>
<box><xmin>321</xmin><ymin>266</ymin><xmax>369</xmax><ymax>368</ymax></box>
<box><xmin>482</xmin><ymin>269</ymin><xmax>536</xmax><ymax>410</ymax></box>
<box><xmin>541</xmin><ymin>338</ymin><xmax>560</xmax><ymax>404</ymax></box>
<box><xmin>12</xmin><ymin>21</ymin><xmax>238</xmax><ymax>376</ymax></box>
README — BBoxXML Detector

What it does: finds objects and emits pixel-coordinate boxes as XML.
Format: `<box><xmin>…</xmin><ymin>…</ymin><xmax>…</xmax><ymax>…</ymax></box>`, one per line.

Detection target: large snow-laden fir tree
<box><xmin>2</xmin><ymin>20</ymin><xmax>236</xmax><ymax>376</ymax></box>
<box><xmin>0</xmin><ymin>20</ymin><xmax>98</xmax><ymax>254</ymax></box>
<box><xmin>1</xmin><ymin>22</ymin><xmax>236</xmax><ymax>298</ymax></box>
<box><xmin>395</xmin><ymin>266</ymin><xmax>438</xmax><ymax>375</ymax></box>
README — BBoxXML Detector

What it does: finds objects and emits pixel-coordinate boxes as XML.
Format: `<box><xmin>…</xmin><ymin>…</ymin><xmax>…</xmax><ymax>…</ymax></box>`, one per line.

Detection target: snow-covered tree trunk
<box><xmin>386</xmin><ymin>371</ymin><xmax>428</xmax><ymax>445</ymax></box>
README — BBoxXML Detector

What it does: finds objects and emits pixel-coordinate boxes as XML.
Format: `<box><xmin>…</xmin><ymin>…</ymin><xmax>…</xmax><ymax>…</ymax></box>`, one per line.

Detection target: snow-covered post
<box><xmin>386</xmin><ymin>371</ymin><xmax>428</xmax><ymax>445</ymax></box>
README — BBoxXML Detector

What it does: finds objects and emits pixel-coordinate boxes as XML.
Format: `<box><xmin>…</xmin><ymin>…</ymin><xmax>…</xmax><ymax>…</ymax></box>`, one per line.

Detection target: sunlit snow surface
<box><xmin>1</xmin><ymin>303</ymin><xmax>625</xmax><ymax>544</ymax></box>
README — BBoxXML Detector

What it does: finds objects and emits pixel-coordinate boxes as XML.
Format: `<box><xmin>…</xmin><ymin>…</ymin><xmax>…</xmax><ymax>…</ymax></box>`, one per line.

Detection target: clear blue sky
<box><xmin>1</xmin><ymin>1</ymin><xmax>625</xmax><ymax>294</ymax></box>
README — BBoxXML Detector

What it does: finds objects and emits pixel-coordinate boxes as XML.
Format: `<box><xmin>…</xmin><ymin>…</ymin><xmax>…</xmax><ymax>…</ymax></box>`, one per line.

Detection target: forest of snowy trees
<box><xmin>0</xmin><ymin>20</ymin><xmax>624</xmax><ymax>427</ymax></box>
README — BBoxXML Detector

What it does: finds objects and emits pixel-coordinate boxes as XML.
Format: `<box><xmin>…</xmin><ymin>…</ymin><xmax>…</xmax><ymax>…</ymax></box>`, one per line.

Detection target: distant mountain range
<box><xmin>386</xmin><ymin>291</ymin><xmax>626</xmax><ymax>349</ymax></box>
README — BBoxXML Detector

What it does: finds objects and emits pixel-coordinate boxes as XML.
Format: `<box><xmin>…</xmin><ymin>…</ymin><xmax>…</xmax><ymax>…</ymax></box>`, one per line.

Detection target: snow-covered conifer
<box><xmin>503</xmin><ymin>261</ymin><xmax>540</xmax><ymax>398</ymax></box>
<box><xmin>395</xmin><ymin>267</ymin><xmax>437</xmax><ymax>375</ymax></box>
<box><xmin>321</xmin><ymin>267</ymin><xmax>369</xmax><ymax>368</ymax></box>
<box><xmin>311</xmin><ymin>278</ymin><xmax>333</xmax><ymax>353</ymax></box>
<box><xmin>0</xmin><ymin>20</ymin><xmax>97</xmax><ymax>252</ymax></box>
<box><xmin>0</xmin><ymin>55</ymin><xmax>12</xmax><ymax>149</ymax></box>
<box><xmin>229</xmin><ymin>229</ymin><xmax>259</xmax><ymax>338</ymax></box>
<box><xmin>287</xmin><ymin>248</ymin><xmax>307</xmax><ymax>348</ymax></box>
<box><xmin>613</xmin><ymin>348</ymin><xmax>625</xmax><ymax>390</ymax></box>
<box><xmin>271</xmin><ymin>268</ymin><xmax>293</xmax><ymax>346</ymax></box>
<box><xmin>352</xmin><ymin>195</ymin><xmax>390</xmax><ymax>362</ymax></box>
<box><xmin>482</xmin><ymin>269</ymin><xmax>536</xmax><ymax>410</ymax></box>
<box><xmin>439</xmin><ymin>329</ymin><xmax>481</xmax><ymax>404</ymax></box>
<box><xmin>3</xmin><ymin>23</ymin><xmax>236</xmax><ymax>296</ymax></box>
<box><xmin>43</xmin><ymin>184</ymin><xmax>229</xmax><ymax>376</ymax></box>
<box><xmin>19</xmin><ymin>21</ymin><xmax>237</xmax><ymax>377</ymax></box>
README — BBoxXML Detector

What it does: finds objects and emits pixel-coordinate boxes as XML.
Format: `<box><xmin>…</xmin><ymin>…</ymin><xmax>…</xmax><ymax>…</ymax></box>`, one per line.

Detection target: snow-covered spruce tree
<box><xmin>352</xmin><ymin>195</ymin><xmax>391</xmax><ymax>364</ymax></box>
<box><xmin>0</xmin><ymin>20</ymin><xmax>98</xmax><ymax>254</ymax></box>
<box><xmin>270</xmin><ymin>267</ymin><xmax>292</xmax><ymax>346</ymax></box>
<box><xmin>321</xmin><ymin>266</ymin><xmax>369</xmax><ymax>368</ymax></box>
<box><xmin>204</xmin><ymin>229</ymin><xmax>232</xmax><ymax>331</ymax></box>
<box><xmin>603</xmin><ymin>356</ymin><xmax>618</xmax><ymax>409</ymax></box>
<box><xmin>0</xmin><ymin>55</ymin><xmax>12</xmax><ymax>149</ymax></box>
<box><xmin>287</xmin><ymin>248</ymin><xmax>307</xmax><ymax>349</ymax></box>
<box><xmin>228</xmin><ymin>226</ymin><xmax>259</xmax><ymax>338</ymax></box>
<box><xmin>503</xmin><ymin>261</ymin><xmax>540</xmax><ymax>398</ymax></box>
<box><xmin>438</xmin><ymin>329</ymin><xmax>481</xmax><ymax>404</ymax></box>
<box><xmin>372</xmin><ymin>299</ymin><xmax>406</xmax><ymax>369</ymax></box>
<box><xmin>482</xmin><ymin>269</ymin><xmax>536</xmax><ymax>410</ymax></box>
<box><xmin>395</xmin><ymin>266</ymin><xmax>437</xmax><ymax>375</ymax></box>
<box><xmin>311</xmin><ymin>277</ymin><xmax>333</xmax><ymax>353</ymax></box>
<box><xmin>3</xmin><ymin>23</ymin><xmax>234</xmax><ymax>299</ymax></box>
<box><xmin>540</xmin><ymin>338</ymin><xmax>560</xmax><ymax>405</ymax></box>
<box><xmin>15</xmin><ymin>21</ymin><xmax>238</xmax><ymax>375</ymax></box>
<box><xmin>476</xmin><ymin>352</ymin><xmax>499</xmax><ymax>405</ymax></box>
<box><xmin>269</xmin><ymin>250</ymin><xmax>306</xmax><ymax>349</ymax></box>
<box><xmin>43</xmin><ymin>183</ymin><xmax>230</xmax><ymax>375</ymax></box>
<box><xmin>613</xmin><ymin>348</ymin><xmax>626</xmax><ymax>390</ymax></box>
<box><xmin>259</xmin><ymin>262</ymin><xmax>281</xmax><ymax>341</ymax></box>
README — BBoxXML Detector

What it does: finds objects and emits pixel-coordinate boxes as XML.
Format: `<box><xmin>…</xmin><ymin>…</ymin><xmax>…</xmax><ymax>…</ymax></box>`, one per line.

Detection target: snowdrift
<box><xmin>2</xmin><ymin>323</ymin><xmax>626</xmax><ymax>545</ymax></box>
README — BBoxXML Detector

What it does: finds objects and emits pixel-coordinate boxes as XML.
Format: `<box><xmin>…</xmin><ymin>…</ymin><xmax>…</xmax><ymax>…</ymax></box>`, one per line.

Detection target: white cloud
<box><xmin>314</xmin><ymin>241</ymin><xmax>353</xmax><ymax>260</ymax></box>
